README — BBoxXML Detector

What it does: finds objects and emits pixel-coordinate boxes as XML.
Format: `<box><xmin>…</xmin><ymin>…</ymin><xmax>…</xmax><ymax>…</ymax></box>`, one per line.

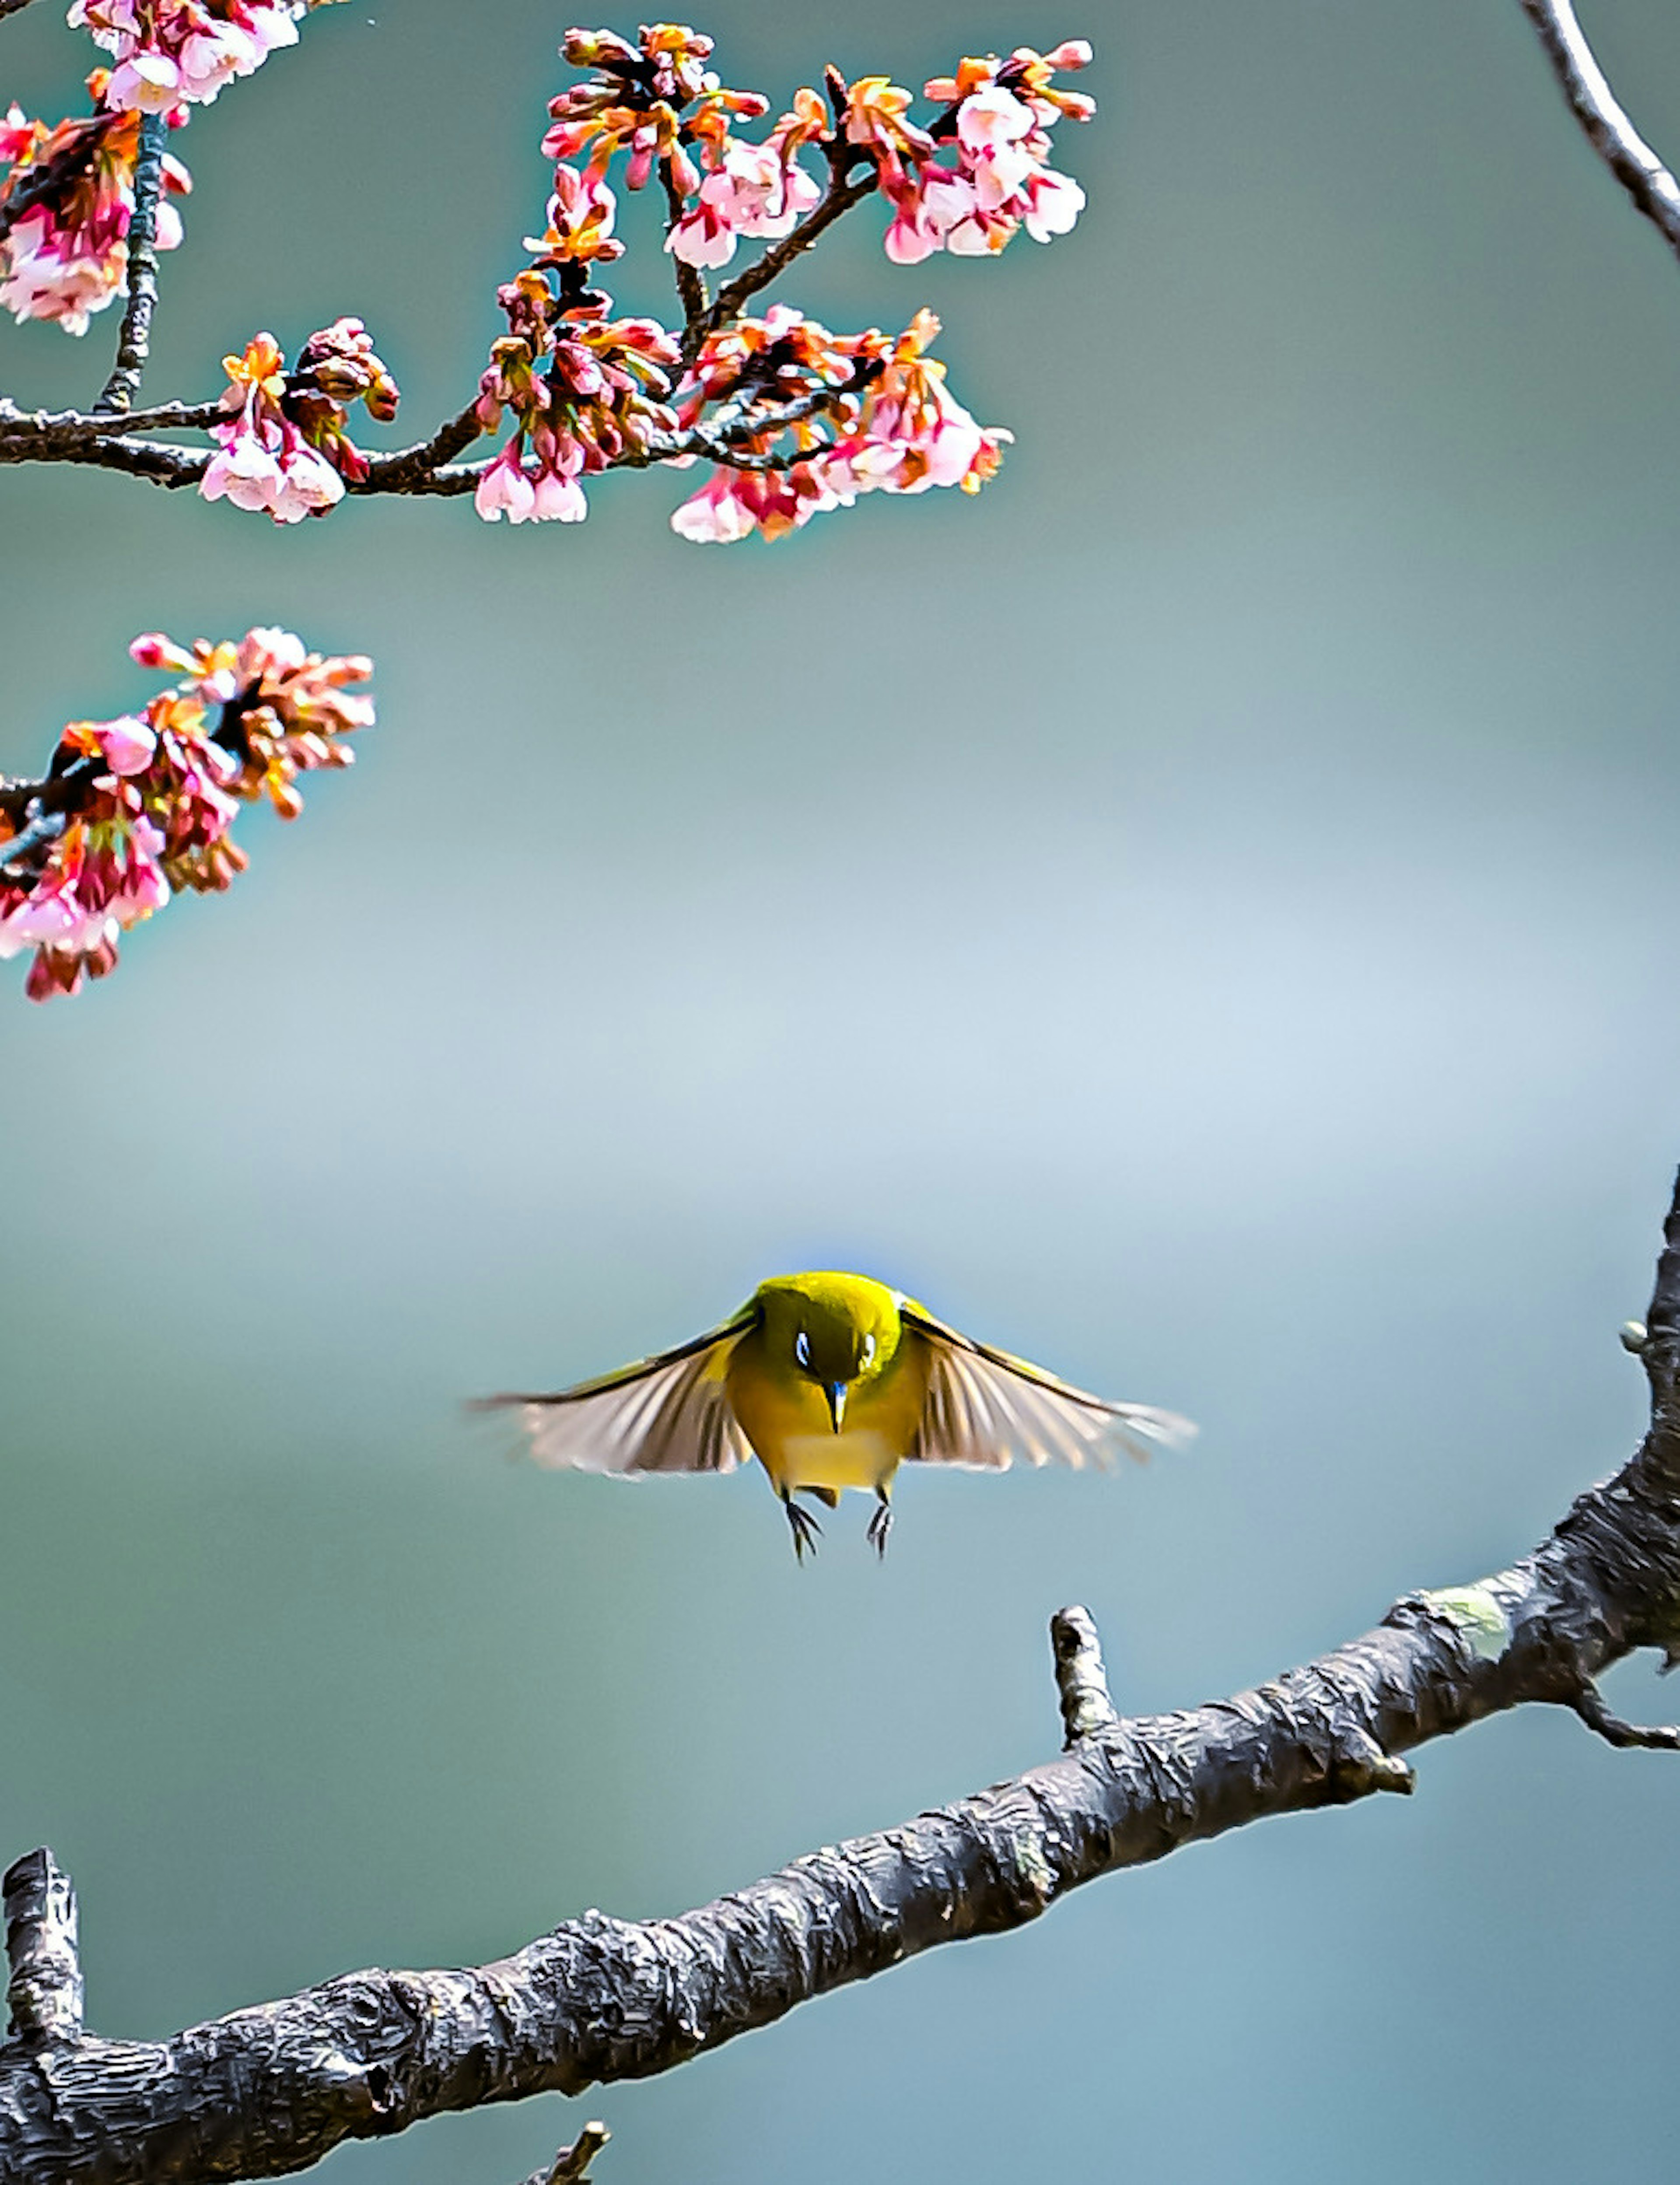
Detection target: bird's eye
<box><xmin>795</xmin><ymin>1331</ymin><xmax>811</xmax><ymax>1368</ymax></box>
<box><xmin>861</xmin><ymin>1335</ymin><xmax>876</xmax><ymax>1366</ymax></box>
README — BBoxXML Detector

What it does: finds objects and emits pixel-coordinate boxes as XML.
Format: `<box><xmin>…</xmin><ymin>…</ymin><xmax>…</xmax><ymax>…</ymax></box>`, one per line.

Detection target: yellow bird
<box><xmin>483</xmin><ymin>1271</ymin><xmax>1192</xmax><ymax>1560</ymax></box>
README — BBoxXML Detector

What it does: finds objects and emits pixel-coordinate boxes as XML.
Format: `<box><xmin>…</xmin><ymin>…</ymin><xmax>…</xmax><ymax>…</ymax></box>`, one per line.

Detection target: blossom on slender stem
<box><xmin>666</xmin><ymin>135</ymin><xmax>821</xmax><ymax>269</ymax></box>
<box><xmin>70</xmin><ymin>1</ymin><xmax>303</xmax><ymax>112</ymax></box>
<box><xmin>472</xmin><ymin>269</ymin><xmax>679</xmax><ymax>526</ymax></box>
<box><xmin>200</xmin><ymin>322</ymin><xmax>399</xmax><ymax>519</ymax></box>
<box><xmin>819</xmin><ymin>309</ymin><xmax>1008</xmax><ymax>496</ymax></box>
<box><xmin>542</xmin><ymin>22</ymin><xmax>766</xmax><ymax>193</ymax></box>
<box><xmin>847</xmin><ymin>41</ymin><xmax>1092</xmax><ymax>264</ymax></box>
<box><xmin>0</xmin><ymin>91</ymin><xmax>189</xmax><ymax>333</ymax></box>
<box><xmin>0</xmin><ymin>629</ymin><xmax>373</xmax><ymax>999</ymax></box>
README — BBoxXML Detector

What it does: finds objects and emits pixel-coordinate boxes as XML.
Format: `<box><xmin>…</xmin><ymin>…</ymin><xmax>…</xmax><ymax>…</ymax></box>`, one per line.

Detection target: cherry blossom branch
<box><xmin>0</xmin><ymin>0</ymin><xmax>41</xmax><ymax>19</ymax></box>
<box><xmin>660</xmin><ymin>161</ymin><xmax>708</xmax><ymax>330</ymax></box>
<box><xmin>1516</xmin><ymin>0</ymin><xmax>1680</xmax><ymax>264</ymax></box>
<box><xmin>94</xmin><ymin>110</ymin><xmax>168</xmax><ymax>412</ymax></box>
<box><xmin>4</xmin><ymin>1172</ymin><xmax>1680</xmax><ymax>2181</ymax></box>
<box><xmin>0</xmin><ymin>380</ymin><xmax>868</xmax><ymax>493</ymax></box>
<box><xmin>686</xmin><ymin>166</ymin><xmax>878</xmax><ymax>362</ymax></box>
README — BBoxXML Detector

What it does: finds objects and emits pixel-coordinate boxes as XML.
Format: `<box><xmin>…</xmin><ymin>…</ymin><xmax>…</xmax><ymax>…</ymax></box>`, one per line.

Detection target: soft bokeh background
<box><xmin>6</xmin><ymin>1</ymin><xmax>1680</xmax><ymax>2177</ymax></box>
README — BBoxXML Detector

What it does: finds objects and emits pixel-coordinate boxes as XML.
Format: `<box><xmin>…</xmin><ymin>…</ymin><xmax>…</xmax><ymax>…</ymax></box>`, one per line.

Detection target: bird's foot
<box><xmin>867</xmin><ymin>1497</ymin><xmax>893</xmax><ymax>1560</ymax></box>
<box><xmin>783</xmin><ymin>1497</ymin><xmax>823</xmax><ymax>1563</ymax></box>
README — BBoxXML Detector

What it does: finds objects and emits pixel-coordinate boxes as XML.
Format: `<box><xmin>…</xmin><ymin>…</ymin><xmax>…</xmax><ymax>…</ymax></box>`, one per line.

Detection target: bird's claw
<box><xmin>867</xmin><ymin>1498</ymin><xmax>893</xmax><ymax>1559</ymax></box>
<box><xmin>783</xmin><ymin>1498</ymin><xmax>823</xmax><ymax>1563</ymax></box>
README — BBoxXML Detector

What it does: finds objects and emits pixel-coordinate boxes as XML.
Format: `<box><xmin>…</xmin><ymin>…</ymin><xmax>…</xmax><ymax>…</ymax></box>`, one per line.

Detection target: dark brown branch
<box><xmin>0</xmin><ymin>398</ymin><xmax>226</xmax><ymax>441</ymax></box>
<box><xmin>686</xmin><ymin>167</ymin><xmax>878</xmax><ymax>361</ymax></box>
<box><xmin>4</xmin><ymin>1851</ymin><xmax>82</xmax><ymax>2045</ymax></box>
<box><xmin>5</xmin><ymin>1170</ymin><xmax>1680</xmax><ymax>2185</ymax></box>
<box><xmin>95</xmin><ymin>112</ymin><xmax>169</xmax><ymax>415</ymax></box>
<box><xmin>0</xmin><ymin>383</ymin><xmax>860</xmax><ymax>497</ymax></box>
<box><xmin>355</xmin><ymin>401</ymin><xmax>486</xmax><ymax>492</ymax></box>
<box><xmin>660</xmin><ymin>161</ymin><xmax>708</xmax><ymax>331</ymax></box>
<box><xmin>1516</xmin><ymin>0</ymin><xmax>1680</xmax><ymax>265</ymax></box>
<box><xmin>0</xmin><ymin>0</ymin><xmax>39</xmax><ymax>20</ymax></box>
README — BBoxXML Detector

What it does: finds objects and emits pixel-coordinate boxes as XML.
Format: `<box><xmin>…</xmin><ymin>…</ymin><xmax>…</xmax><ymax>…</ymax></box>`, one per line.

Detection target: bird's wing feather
<box><xmin>900</xmin><ymin>1302</ymin><xmax>1195</xmax><ymax>1472</ymax></box>
<box><xmin>479</xmin><ymin>1307</ymin><xmax>756</xmax><ymax>1476</ymax></box>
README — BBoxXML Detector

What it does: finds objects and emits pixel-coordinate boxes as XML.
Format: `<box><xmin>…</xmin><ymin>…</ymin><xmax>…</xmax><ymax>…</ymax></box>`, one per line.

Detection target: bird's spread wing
<box><xmin>900</xmin><ymin>1302</ymin><xmax>1195</xmax><ymax>1472</ymax></box>
<box><xmin>478</xmin><ymin>1307</ymin><xmax>756</xmax><ymax>1476</ymax></box>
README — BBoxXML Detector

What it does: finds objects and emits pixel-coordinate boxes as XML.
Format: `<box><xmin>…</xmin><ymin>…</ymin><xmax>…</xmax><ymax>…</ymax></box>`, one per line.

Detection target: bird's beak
<box><xmin>825</xmin><ymin>1382</ymin><xmax>847</xmax><ymax>1433</ymax></box>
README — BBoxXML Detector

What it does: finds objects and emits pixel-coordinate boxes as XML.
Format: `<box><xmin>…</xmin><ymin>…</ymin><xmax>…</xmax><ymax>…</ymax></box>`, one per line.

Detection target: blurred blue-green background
<box><xmin>5</xmin><ymin>2</ymin><xmax>1680</xmax><ymax>2178</ymax></box>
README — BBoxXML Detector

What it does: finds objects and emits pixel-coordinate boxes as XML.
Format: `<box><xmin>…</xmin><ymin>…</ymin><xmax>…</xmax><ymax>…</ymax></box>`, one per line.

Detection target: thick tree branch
<box><xmin>5</xmin><ymin>1173</ymin><xmax>1680</xmax><ymax>2185</ymax></box>
<box><xmin>1516</xmin><ymin>0</ymin><xmax>1680</xmax><ymax>265</ymax></box>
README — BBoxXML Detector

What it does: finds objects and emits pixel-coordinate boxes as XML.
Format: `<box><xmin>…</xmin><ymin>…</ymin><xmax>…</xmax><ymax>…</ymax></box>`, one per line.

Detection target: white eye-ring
<box><xmin>795</xmin><ymin>1330</ymin><xmax>811</xmax><ymax>1368</ymax></box>
<box><xmin>861</xmin><ymin>1334</ymin><xmax>877</xmax><ymax>1366</ymax></box>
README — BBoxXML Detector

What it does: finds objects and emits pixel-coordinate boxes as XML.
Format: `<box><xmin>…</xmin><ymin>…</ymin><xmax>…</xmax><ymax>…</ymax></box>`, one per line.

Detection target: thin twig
<box><xmin>1050</xmin><ymin>1606</ymin><xmax>1120</xmax><ymax>1743</ymax></box>
<box><xmin>94</xmin><ymin>111</ymin><xmax>169</xmax><ymax>414</ymax></box>
<box><xmin>660</xmin><ymin>161</ymin><xmax>708</xmax><ymax>332</ymax></box>
<box><xmin>686</xmin><ymin>167</ymin><xmax>878</xmax><ymax>361</ymax></box>
<box><xmin>0</xmin><ymin>807</ymin><xmax>68</xmax><ymax>874</ymax></box>
<box><xmin>549</xmin><ymin>2124</ymin><xmax>611</xmax><ymax>2183</ymax></box>
<box><xmin>0</xmin><ymin>0</ymin><xmax>40</xmax><ymax>19</ymax></box>
<box><xmin>3</xmin><ymin>1848</ymin><xmax>82</xmax><ymax>2044</ymax></box>
<box><xmin>0</xmin><ymin>397</ymin><xmax>226</xmax><ymax>439</ymax></box>
<box><xmin>1516</xmin><ymin>0</ymin><xmax>1680</xmax><ymax>264</ymax></box>
<box><xmin>355</xmin><ymin>400</ymin><xmax>487</xmax><ymax>491</ymax></box>
<box><xmin>1570</xmin><ymin>1678</ymin><xmax>1680</xmax><ymax>1750</ymax></box>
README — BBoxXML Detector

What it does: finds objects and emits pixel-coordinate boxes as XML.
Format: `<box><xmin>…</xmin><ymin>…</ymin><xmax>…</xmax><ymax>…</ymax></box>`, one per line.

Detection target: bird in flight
<box><xmin>482</xmin><ymin>1270</ymin><xmax>1192</xmax><ymax>1560</ymax></box>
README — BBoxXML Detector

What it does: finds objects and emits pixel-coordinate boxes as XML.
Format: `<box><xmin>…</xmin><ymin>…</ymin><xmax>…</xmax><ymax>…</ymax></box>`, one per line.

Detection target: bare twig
<box><xmin>0</xmin><ymin>806</ymin><xmax>68</xmax><ymax>873</ymax></box>
<box><xmin>547</xmin><ymin>2124</ymin><xmax>611</xmax><ymax>2184</ymax></box>
<box><xmin>95</xmin><ymin>112</ymin><xmax>170</xmax><ymax>414</ymax></box>
<box><xmin>1569</xmin><ymin>1678</ymin><xmax>1680</xmax><ymax>1750</ymax></box>
<box><xmin>661</xmin><ymin>161</ymin><xmax>708</xmax><ymax>331</ymax></box>
<box><xmin>1516</xmin><ymin>0</ymin><xmax>1680</xmax><ymax>265</ymax></box>
<box><xmin>0</xmin><ymin>397</ymin><xmax>226</xmax><ymax>440</ymax></box>
<box><xmin>3</xmin><ymin>1850</ymin><xmax>82</xmax><ymax>2045</ymax></box>
<box><xmin>356</xmin><ymin>400</ymin><xmax>487</xmax><ymax>492</ymax></box>
<box><xmin>1050</xmin><ymin>1606</ymin><xmax>1120</xmax><ymax>1743</ymax></box>
<box><xmin>0</xmin><ymin>0</ymin><xmax>40</xmax><ymax>19</ymax></box>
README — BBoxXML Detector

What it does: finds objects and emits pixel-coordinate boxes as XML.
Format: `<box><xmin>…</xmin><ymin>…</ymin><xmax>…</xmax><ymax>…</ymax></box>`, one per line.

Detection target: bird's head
<box><xmin>755</xmin><ymin>1271</ymin><xmax>905</xmax><ymax>1432</ymax></box>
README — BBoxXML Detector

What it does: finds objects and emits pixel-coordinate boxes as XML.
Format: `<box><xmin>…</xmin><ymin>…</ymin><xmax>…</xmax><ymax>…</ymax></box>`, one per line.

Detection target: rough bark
<box><xmin>4</xmin><ymin>1178</ymin><xmax>1680</xmax><ymax>2185</ymax></box>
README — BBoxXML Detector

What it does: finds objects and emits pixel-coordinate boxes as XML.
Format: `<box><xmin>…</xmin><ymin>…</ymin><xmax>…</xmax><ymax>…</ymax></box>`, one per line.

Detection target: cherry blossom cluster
<box><xmin>538</xmin><ymin>24</ymin><xmax>1092</xmax><ymax>276</ymax></box>
<box><xmin>0</xmin><ymin>628</ymin><xmax>372</xmax><ymax>1000</ymax></box>
<box><xmin>201</xmin><ymin>319</ymin><xmax>399</xmax><ymax>521</ymax></box>
<box><xmin>473</xmin><ymin>270</ymin><xmax>679</xmax><ymax>524</ymax></box>
<box><xmin>0</xmin><ymin>87</ymin><xmax>189</xmax><ymax>333</ymax></box>
<box><xmin>0</xmin><ymin>16</ymin><xmax>1093</xmax><ymax>550</ymax></box>
<box><xmin>69</xmin><ymin>0</ymin><xmax>307</xmax><ymax>111</ymax></box>
<box><xmin>668</xmin><ymin>304</ymin><xmax>1007</xmax><ymax>543</ymax></box>
<box><xmin>455</xmin><ymin>24</ymin><xmax>1087</xmax><ymax>534</ymax></box>
<box><xmin>852</xmin><ymin>44</ymin><xmax>1092</xmax><ymax>264</ymax></box>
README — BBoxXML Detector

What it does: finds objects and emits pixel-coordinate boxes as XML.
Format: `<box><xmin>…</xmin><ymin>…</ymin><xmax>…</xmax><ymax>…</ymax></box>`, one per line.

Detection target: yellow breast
<box><xmin>725</xmin><ymin>1341</ymin><xmax>929</xmax><ymax>1498</ymax></box>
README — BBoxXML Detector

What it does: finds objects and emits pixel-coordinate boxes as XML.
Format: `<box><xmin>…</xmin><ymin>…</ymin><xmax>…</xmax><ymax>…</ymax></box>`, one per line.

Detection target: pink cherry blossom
<box><xmin>667</xmin><ymin>139</ymin><xmax>820</xmax><ymax>269</ymax></box>
<box><xmin>474</xmin><ymin>446</ymin><xmax>539</xmax><ymax>522</ymax></box>
<box><xmin>93</xmin><ymin>715</ymin><xmax>159</xmax><ymax>775</ymax></box>
<box><xmin>0</xmin><ymin>102</ymin><xmax>189</xmax><ymax>333</ymax></box>
<box><xmin>72</xmin><ymin>1</ymin><xmax>301</xmax><ymax>111</ymax></box>
<box><xmin>0</xmin><ymin>630</ymin><xmax>374</xmax><ymax>998</ymax></box>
